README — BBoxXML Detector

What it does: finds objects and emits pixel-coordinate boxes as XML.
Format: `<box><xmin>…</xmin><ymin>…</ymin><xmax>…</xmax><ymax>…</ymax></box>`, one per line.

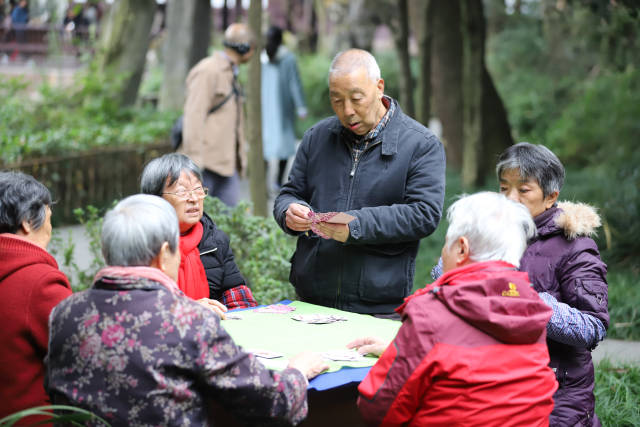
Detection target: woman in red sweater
<box><xmin>0</xmin><ymin>171</ymin><xmax>72</xmax><ymax>424</ymax></box>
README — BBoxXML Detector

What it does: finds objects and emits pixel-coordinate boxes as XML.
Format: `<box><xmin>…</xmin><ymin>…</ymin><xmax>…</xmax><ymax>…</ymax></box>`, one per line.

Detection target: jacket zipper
<box><xmin>336</xmin><ymin>138</ymin><xmax>383</xmax><ymax>307</ymax></box>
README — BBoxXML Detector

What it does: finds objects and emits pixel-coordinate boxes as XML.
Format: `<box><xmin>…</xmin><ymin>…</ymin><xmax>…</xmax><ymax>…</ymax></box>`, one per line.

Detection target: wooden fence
<box><xmin>5</xmin><ymin>143</ymin><xmax>172</xmax><ymax>225</ymax></box>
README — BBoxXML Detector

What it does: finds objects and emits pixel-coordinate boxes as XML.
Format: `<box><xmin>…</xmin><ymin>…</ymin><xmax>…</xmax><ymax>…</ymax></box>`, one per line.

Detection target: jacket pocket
<box><xmin>357</xmin><ymin>251</ymin><xmax>410</xmax><ymax>303</ymax></box>
<box><xmin>289</xmin><ymin>236</ymin><xmax>319</xmax><ymax>299</ymax></box>
<box><xmin>575</xmin><ymin>278</ymin><xmax>609</xmax><ymax>326</ymax></box>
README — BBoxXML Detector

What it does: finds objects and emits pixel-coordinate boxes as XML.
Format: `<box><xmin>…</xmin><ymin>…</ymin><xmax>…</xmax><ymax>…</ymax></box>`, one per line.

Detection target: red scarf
<box><xmin>178</xmin><ymin>221</ymin><xmax>209</xmax><ymax>300</ymax></box>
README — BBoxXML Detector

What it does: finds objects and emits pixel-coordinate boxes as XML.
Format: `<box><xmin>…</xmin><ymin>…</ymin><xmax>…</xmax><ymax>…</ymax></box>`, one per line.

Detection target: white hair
<box><xmin>445</xmin><ymin>192</ymin><xmax>536</xmax><ymax>267</ymax></box>
<box><xmin>329</xmin><ymin>49</ymin><xmax>381</xmax><ymax>83</ymax></box>
<box><xmin>101</xmin><ymin>194</ymin><xmax>179</xmax><ymax>267</ymax></box>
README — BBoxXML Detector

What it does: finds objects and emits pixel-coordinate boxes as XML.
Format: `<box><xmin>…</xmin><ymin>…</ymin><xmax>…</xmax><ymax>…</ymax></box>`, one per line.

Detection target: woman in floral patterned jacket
<box><xmin>45</xmin><ymin>194</ymin><xmax>327</xmax><ymax>426</ymax></box>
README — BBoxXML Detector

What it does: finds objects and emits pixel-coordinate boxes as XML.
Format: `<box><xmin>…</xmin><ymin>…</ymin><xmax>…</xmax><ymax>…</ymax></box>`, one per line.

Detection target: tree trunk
<box><xmin>95</xmin><ymin>0</ymin><xmax>156</xmax><ymax>107</ymax></box>
<box><xmin>347</xmin><ymin>0</ymin><xmax>379</xmax><ymax>53</ymax></box>
<box><xmin>246</xmin><ymin>0</ymin><xmax>267</xmax><ymax>216</ymax></box>
<box><xmin>158</xmin><ymin>0</ymin><xmax>211</xmax><ymax>111</ymax></box>
<box><xmin>431</xmin><ymin>1</ymin><xmax>463</xmax><ymax>168</ymax></box>
<box><xmin>430</xmin><ymin>1</ymin><xmax>512</xmax><ymax>179</ymax></box>
<box><xmin>235</xmin><ymin>0</ymin><xmax>243</xmax><ymax>22</ymax></box>
<box><xmin>417</xmin><ymin>0</ymin><xmax>433</xmax><ymax>125</ymax></box>
<box><xmin>391</xmin><ymin>0</ymin><xmax>414</xmax><ymax>117</ymax></box>
<box><xmin>299</xmin><ymin>0</ymin><xmax>318</xmax><ymax>53</ymax></box>
<box><xmin>222</xmin><ymin>0</ymin><xmax>229</xmax><ymax>32</ymax></box>
<box><xmin>314</xmin><ymin>0</ymin><xmax>330</xmax><ymax>53</ymax></box>
<box><xmin>460</xmin><ymin>0</ymin><xmax>484</xmax><ymax>189</ymax></box>
<box><xmin>479</xmin><ymin>66</ymin><xmax>513</xmax><ymax>183</ymax></box>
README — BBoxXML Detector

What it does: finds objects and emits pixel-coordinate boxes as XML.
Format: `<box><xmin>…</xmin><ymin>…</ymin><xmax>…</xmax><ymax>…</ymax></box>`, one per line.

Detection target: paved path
<box><xmin>593</xmin><ymin>339</ymin><xmax>640</xmax><ymax>365</ymax></box>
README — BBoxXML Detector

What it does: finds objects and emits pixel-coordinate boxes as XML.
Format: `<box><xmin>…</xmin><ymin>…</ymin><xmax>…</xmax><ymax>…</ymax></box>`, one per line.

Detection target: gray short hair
<box><xmin>140</xmin><ymin>153</ymin><xmax>203</xmax><ymax>196</ymax></box>
<box><xmin>101</xmin><ymin>194</ymin><xmax>179</xmax><ymax>267</ymax></box>
<box><xmin>445</xmin><ymin>192</ymin><xmax>536</xmax><ymax>267</ymax></box>
<box><xmin>329</xmin><ymin>49</ymin><xmax>381</xmax><ymax>83</ymax></box>
<box><xmin>0</xmin><ymin>171</ymin><xmax>52</xmax><ymax>234</ymax></box>
<box><xmin>496</xmin><ymin>142</ymin><xmax>565</xmax><ymax>198</ymax></box>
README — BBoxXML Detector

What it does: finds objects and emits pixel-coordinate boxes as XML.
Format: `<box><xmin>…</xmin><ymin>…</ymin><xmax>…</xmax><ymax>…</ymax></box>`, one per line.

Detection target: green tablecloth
<box><xmin>221</xmin><ymin>301</ymin><xmax>401</xmax><ymax>372</ymax></box>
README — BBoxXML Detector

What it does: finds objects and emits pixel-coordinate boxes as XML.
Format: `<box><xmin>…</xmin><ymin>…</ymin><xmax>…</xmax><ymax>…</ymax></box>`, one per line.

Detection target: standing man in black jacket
<box><xmin>273</xmin><ymin>49</ymin><xmax>446</xmax><ymax>315</ymax></box>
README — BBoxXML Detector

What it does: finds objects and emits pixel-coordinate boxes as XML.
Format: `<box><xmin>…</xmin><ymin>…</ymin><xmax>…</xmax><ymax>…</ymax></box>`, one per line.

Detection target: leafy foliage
<box><xmin>0</xmin><ymin>66</ymin><xmax>176</xmax><ymax>166</ymax></box>
<box><xmin>50</xmin><ymin>205</ymin><xmax>107</xmax><ymax>292</ymax></box>
<box><xmin>595</xmin><ymin>360</ymin><xmax>640</xmax><ymax>426</ymax></box>
<box><xmin>605</xmin><ymin>271</ymin><xmax>640</xmax><ymax>341</ymax></box>
<box><xmin>0</xmin><ymin>405</ymin><xmax>110</xmax><ymax>426</ymax></box>
<box><xmin>486</xmin><ymin>3</ymin><xmax>640</xmax><ymax>263</ymax></box>
<box><xmin>204</xmin><ymin>197</ymin><xmax>297</xmax><ymax>304</ymax></box>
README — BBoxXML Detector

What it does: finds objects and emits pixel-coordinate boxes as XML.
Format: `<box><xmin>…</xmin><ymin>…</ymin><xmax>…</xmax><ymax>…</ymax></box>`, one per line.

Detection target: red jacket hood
<box><xmin>400</xmin><ymin>260</ymin><xmax>552</xmax><ymax>345</ymax></box>
<box><xmin>0</xmin><ymin>234</ymin><xmax>60</xmax><ymax>282</ymax></box>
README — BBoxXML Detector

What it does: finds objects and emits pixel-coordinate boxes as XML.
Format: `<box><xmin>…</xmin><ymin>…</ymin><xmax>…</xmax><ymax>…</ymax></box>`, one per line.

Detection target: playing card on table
<box><xmin>322</xmin><ymin>349</ymin><xmax>365</xmax><ymax>362</ymax></box>
<box><xmin>224</xmin><ymin>312</ymin><xmax>243</xmax><ymax>320</ymax></box>
<box><xmin>290</xmin><ymin>314</ymin><xmax>348</xmax><ymax>324</ymax></box>
<box><xmin>253</xmin><ymin>304</ymin><xmax>297</xmax><ymax>314</ymax></box>
<box><xmin>249</xmin><ymin>349</ymin><xmax>284</xmax><ymax>359</ymax></box>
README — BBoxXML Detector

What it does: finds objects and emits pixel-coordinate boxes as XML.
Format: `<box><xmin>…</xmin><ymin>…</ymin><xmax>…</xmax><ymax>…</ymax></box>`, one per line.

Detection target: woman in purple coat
<box><xmin>497</xmin><ymin>142</ymin><xmax>609</xmax><ymax>426</ymax></box>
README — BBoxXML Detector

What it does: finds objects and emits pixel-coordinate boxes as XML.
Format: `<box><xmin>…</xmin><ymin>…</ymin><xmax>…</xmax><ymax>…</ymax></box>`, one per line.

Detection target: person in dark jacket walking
<box><xmin>349</xmin><ymin>192</ymin><xmax>557</xmax><ymax>426</ymax></box>
<box><xmin>273</xmin><ymin>49</ymin><xmax>446</xmax><ymax>315</ymax></box>
<box><xmin>497</xmin><ymin>142</ymin><xmax>608</xmax><ymax>426</ymax></box>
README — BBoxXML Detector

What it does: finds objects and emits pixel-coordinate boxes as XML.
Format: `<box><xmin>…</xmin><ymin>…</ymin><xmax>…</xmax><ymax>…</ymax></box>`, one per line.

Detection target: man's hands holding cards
<box><xmin>346</xmin><ymin>336</ymin><xmax>390</xmax><ymax>357</ymax></box>
<box><xmin>285</xmin><ymin>203</ymin><xmax>355</xmax><ymax>242</ymax></box>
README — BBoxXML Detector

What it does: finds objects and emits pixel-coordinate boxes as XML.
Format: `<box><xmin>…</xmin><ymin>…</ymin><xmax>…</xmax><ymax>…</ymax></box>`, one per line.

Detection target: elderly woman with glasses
<box><xmin>46</xmin><ymin>194</ymin><xmax>328</xmax><ymax>425</ymax></box>
<box><xmin>141</xmin><ymin>153</ymin><xmax>257</xmax><ymax>315</ymax></box>
<box><xmin>0</xmin><ymin>171</ymin><xmax>72</xmax><ymax>424</ymax></box>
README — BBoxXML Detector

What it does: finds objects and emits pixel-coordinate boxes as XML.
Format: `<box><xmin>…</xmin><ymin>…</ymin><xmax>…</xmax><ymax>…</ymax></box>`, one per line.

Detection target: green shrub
<box><xmin>0</xmin><ymin>68</ymin><xmax>176</xmax><ymax>166</ymax></box>
<box><xmin>50</xmin><ymin>205</ymin><xmax>107</xmax><ymax>292</ymax></box>
<box><xmin>204</xmin><ymin>197</ymin><xmax>297</xmax><ymax>304</ymax></box>
<box><xmin>606</xmin><ymin>271</ymin><xmax>640</xmax><ymax>341</ymax></box>
<box><xmin>487</xmin><ymin>9</ymin><xmax>640</xmax><ymax>263</ymax></box>
<box><xmin>0</xmin><ymin>405</ymin><xmax>110</xmax><ymax>426</ymax></box>
<box><xmin>595</xmin><ymin>360</ymin><xmax>640</xmax><ymax>426</ymax></box>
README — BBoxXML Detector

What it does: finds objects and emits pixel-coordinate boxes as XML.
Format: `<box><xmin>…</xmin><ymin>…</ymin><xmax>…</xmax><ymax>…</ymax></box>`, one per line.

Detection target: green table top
<box><xmin>221</xmin><ymin>301</ymin><xmax>401</xmax><ymax>372</ymax></box>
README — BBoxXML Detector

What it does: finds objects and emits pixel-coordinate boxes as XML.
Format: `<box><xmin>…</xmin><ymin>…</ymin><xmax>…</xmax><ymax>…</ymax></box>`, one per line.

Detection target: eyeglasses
<box><xmin>162</xmin><ymin>187</ymin><xmax>209</xmax><ymax>200</ymax></box>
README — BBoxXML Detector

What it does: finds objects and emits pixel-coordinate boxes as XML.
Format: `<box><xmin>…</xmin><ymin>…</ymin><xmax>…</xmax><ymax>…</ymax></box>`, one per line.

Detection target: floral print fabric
<box><xmin>45</xmin><ymin>267</ymin><xmax>308</xmax><ymax>426</ymax></box>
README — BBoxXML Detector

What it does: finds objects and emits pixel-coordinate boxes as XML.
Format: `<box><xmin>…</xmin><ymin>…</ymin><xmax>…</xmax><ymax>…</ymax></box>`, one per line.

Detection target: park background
<box><xmin>0</xmin><ymin>0</ymin><xmax>638</xmax><ymax>425</ymax></box>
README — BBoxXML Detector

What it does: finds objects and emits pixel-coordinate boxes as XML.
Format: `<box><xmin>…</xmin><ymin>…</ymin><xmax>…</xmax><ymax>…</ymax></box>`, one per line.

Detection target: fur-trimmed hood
<box><xmin>535</xmin><ymin>201</ymin><xmax>601</xmax><ymax>240</ymax></box>
<box><xmin>556</xmin><ymin>201</ymin><xmax>601</xmax><ymax>239</ymax></box>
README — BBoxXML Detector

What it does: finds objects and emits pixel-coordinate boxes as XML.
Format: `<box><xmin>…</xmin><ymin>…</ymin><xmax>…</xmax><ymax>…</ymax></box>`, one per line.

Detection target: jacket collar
<box><xmin>396</xmin><ymin>260</ymin><xmax>518</xmax><ymax>313</ymax></box>
<box><xmin>328</xmin><ymin>97</ymin><xmax>403</xmax><ymax>156</ymax></box>
<box><xmin>93</xmin><ymin>266</ymin><xmax>182</xmax><ymax>295</ymax></box>
<box><xmin>534</xmin><ymin>205</ymin><xmax>561</xmax><ymax>237</ymax></box>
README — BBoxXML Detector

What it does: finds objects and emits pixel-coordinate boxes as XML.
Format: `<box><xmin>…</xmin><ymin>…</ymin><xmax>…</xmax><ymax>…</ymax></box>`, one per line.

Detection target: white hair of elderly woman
<box><xmin>101</xmin><ymin>194</ymin><xmax>180</xmax><ymax>267</ymax></box>
<box><xmin>445</xmin><ymin>192</ymin><xmax>536</xmax><ymax>267</ymax></box>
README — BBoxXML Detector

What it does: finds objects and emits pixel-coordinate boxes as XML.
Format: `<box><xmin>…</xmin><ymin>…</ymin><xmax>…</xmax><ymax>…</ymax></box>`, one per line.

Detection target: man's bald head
<box><xmin>224</xmin><ymin>23</ymin><xmax>254</xmax><ymax>46</ymax></box>
<box><xmin>329</xmin><ymin>49</ymin><xmax>381</xmax><ymax>83</ymax></box>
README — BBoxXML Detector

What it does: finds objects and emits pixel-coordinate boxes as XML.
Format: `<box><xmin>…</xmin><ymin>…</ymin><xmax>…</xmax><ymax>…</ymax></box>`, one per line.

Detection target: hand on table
<box><xmin>285</xmin><ymin>203</ymin><xmax>312</xmax><ymax>233</ymax></box>
<box><xmin>197</xmin><ymin>298</ymin><xmax>228</xmax><ymax>320</ymax></box>
<box><xmin>315</xmin><ymin>222</ymin><xmax>349</xmax><ymax>243</ymax></box>
<box><xmin>347</xmin><ymin>337</ymin><xmax>390</xmax><ymax>357</ymax></box>
<box><xmin>288</xmin><ymin>351</ymin><xmax>329</xmax><ymax>380</ymax></box>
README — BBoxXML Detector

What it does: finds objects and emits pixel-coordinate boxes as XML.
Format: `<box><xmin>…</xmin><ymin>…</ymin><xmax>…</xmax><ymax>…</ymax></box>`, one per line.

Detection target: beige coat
<box><xmin>181</xmin><ymin>51</ymin><xmax>246</xmax><ymax>177</ymax></box>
